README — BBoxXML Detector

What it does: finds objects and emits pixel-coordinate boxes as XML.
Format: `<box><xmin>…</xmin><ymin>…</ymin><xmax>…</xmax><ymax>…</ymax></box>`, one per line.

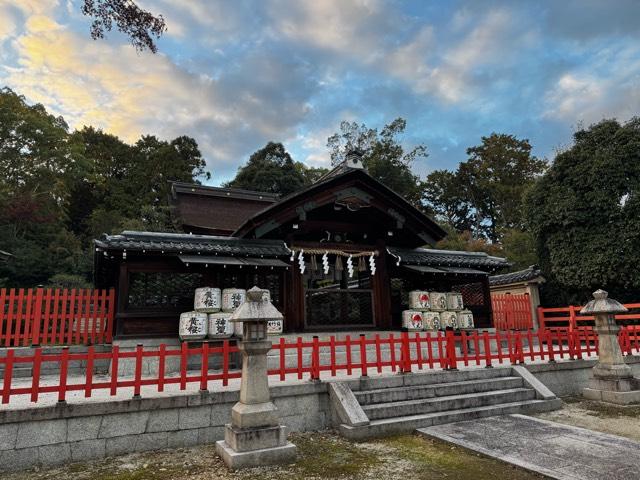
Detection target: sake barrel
<box><xmin>207</xmin><ymin>312</ymin><xmax>234</xmax><ymax>339</ymax></box>
<box><xmin>194</xmin><ymin>287</ymin><xmax>221</xmax><ymax>313</ymax></box>
<box><xmin>267</xmin><ymin>319</ymin><xmax>283</xmax><ymax>335</ymax></box>
<box><xmin>409</xmin><ymin>290</ymin><xmax>431</xmax><ymax>310</ymax></box>
<box><xmin>179</xmin><ymin>311</ymin><xmax>208</xmax><ymax>340</ymax></box>
<box><xmin>430</xmin><ymin>292</ymin><xmax>448</xmax><ymax>311</ymax></box>
<box><xmin>457</xmin><ymin>310</ymin><xmax>474</xmax><ymax>329</ymax></box>
<box><xmin>423</xmin><ymin>311</ymin><xmax>441</xmax><ymax>331</ymax></box>
<box><xmin>222</xmin><ymin>288</ymin><xmax>246</xmax><ymax>312</ymax></box>
<box><xmin>441</xmin><ymin>311</ymin><xmax>459</xmax><ymax>329</ymax></box>
<box><xmin>446</xmin><ymin>292</ymin><xmax>464</xmax><ymax>311</ymax></box>
<box><xmin>402</xmin><ymin>310</ymin><xmax>424</xmax><ymax>331</ymax></box>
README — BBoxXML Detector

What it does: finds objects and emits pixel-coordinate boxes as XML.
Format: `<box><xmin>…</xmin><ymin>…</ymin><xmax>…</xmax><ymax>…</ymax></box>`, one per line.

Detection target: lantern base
<box><xmin>216</xmin><ymin>439</ymin><xmax>296</xmax><ymax>469</ymax></box>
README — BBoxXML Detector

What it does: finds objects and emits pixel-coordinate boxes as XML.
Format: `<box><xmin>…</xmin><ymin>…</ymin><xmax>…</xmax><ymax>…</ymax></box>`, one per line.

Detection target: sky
<box><xmin>1</xmin><ymin>0</ymin><xmax>639</xmax><ymax>185</ymax></box>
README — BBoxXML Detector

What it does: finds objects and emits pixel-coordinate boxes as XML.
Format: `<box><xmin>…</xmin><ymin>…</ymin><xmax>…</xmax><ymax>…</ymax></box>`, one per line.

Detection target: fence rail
<box><xmin>1</xmin><ymin>327</ymin><xmax>638</xmax><ymax>405</ymax></box>
<box><xmin>0</xmin><ymin>288</ymin><xmax>115</xmax><ymax>347</ymax></box>
<box><xmin>491</xmin><ymin>293</ymin><xmax>533</xmax><ymax>330</ymax></box>
<box><xmin>538</xmin><ymin>303</ymin><xmax>640</xmax><ymax>331</ymax></box>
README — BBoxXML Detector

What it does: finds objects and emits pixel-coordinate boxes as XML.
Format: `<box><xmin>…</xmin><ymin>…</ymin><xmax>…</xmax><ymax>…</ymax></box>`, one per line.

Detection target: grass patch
<box><xmin>564</xmin><ymin>397</ymin><xmax>640</xmax><ymax>418</ymax></box>
<box><xmin>284</xmin><ymin>432</ymin><xmax>382</xmax><ymax>478</ymax></box>
<box><xmin>377</xmin><ymin>434</ymin><xmax>544</xmax><ymax>480</ymax></box>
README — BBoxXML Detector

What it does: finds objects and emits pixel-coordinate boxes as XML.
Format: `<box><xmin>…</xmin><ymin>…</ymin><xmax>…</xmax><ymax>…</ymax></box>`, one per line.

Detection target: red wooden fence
<box><xmin>491</xmin><ymin>293</ymin><xmax>533</xmax><ymax>330</ymax></box>
<box><xmin>0</xmin><ymin>288</ymin><xmax>115</xmax><ymax>347</ymax></box>
<box><xmin>538</xmin><ymin>303</ymin><xmax>640</xmax><ymax>332</ymax></box>
<box><xmin>1</xmin><ymin>327</ymin><xmax>638</xmax><ymax>405</ymax></box>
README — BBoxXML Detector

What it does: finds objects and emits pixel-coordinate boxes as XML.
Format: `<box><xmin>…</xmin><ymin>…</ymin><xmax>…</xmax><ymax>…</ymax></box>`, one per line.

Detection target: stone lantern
<box><xmin>215</xmin><ymin>286</ymin><xmax>296</xmax><ymax>469</ymax></box>
<box><xmin>581</xmin><ymin>289</ymin><xmax>640</xmax><ymax>404</ymax></box>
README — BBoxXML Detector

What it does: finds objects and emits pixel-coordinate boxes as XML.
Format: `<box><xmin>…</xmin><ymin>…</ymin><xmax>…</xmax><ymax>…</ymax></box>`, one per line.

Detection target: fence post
<box><xmin>445</xmin><ymin>330</ymin><xmax>457</xmax><ymax>370</ymax></box>
<box><xmin>359</xmin><ymin>334</ymin><xmax>368</xmax><ymax>377</ymax></box>
<box><xmin>537</xmin><ymin>306</ymin><xmax>545</xmax><ymax>332</ymax></box>
<box><xmin>569</xmin><ymin>305</ymin><xmax>577</xmax><ymax>334</ymax></box>
<box><xmin>311</xmin><ymin>335</ymin><xmax>320</xmax><ymax>382</ymax></box>
<box><xmin>400</xmin><ymin>331</ymin><xmax>412</xmax><ymax>374</ymax></box>
<box><xmin>31</xmin><ymin>288</ymin><xmax>44</xmax><ymax>346</ymax></box>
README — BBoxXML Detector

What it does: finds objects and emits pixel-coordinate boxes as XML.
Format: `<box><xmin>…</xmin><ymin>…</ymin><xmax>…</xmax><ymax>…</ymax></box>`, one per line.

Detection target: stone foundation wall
<box><xmin>524</xmin><ymin>356</ymin><xmax>640</xmax><ymax>397</ymax></box>
<box><xmin>0</xmin><ymin>382</ymin><xmax>330</xmax><ymax>473</ymax></box>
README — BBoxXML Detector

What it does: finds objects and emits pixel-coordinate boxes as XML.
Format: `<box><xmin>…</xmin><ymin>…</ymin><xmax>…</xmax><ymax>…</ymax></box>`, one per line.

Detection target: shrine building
<box><xmin>94</xmin><ymin>153</ymin><xmax>508</xmax><ymax>338</ymax></box>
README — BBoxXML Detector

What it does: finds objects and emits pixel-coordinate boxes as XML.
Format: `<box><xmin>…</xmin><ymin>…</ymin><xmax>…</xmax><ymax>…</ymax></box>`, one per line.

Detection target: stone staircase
<box><xmin>332</xmin><ymin>366</ymin><xmax>562</xmax><ymax>440</ymax></box>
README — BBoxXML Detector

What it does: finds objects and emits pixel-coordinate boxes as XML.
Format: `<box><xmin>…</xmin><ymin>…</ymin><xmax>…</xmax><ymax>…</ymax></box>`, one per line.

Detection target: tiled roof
<box><xmin>95</xmin><ymin>231</ymin><xmax>290</xmax><ymax>257</ymax></box>
<box><xmin>0</xmin><ymin>250</ymin><xmax>12</xmax><ymax>260</ymax></box>
<box><xmin>489</xmin><ymin>266</ymin><xmax>544</xmax><ymax>286</ymax></box>
<box><xmin>387</xmin><ymin>246</ymin><xmax>509</xmax><ymax>272</ymax></box>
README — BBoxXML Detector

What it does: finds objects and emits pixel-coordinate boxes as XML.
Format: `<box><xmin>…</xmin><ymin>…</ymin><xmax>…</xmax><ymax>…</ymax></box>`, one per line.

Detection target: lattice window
<box><xmin>305</xmin><ymin>290</ymin><xmax>374</xmax><ymax>327</ymax></box>
<box><xmin>127</xmin><ymin>272</ymin><xmax>204</xmax><ymax>310</ymax></box>
<box><xmin>452</xmin><ymin>282</ymin><xmax>486</xmax><ymax>306</ymax></box>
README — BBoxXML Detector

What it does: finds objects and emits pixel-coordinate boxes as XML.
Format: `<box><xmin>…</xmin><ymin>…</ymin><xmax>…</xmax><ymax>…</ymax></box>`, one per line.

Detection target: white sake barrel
<box><xmin>402</xmin><ymin>310</ymin><xmax>424</xmax><ymax>331</ymax></box>
<box><xmin>267</xmin><ymin>319</ymin><xmax>283</xmax><ymax>335</ymax></box>
<box><xmin>194</xmin><ymin>287</ymin><xmax>221</xmax><ymax>313</ymax></box>
<box><xmin>430</xmin><ymin>292</ymin><xmax>448</xmax><ymax>311</ymax></box>
<box><xmin>441</xmin><ymin>311</ymin><xmax>459</xmax><ymax>329</ymax></box>
<box><xmin>447</xmin><ymin>292</ymin><xmax>464</xmax><ymax>311</ymax></box>
<box><xmin>207</xmin><ymin>312</ymin><xmax>234</xmax><ymax>339</ymax></box>
<box><xmin>457</xmin><ymin>310</ymin><xmax>474</xmax><ymax>329</ymax></box>
<box><xmin>423</xmin><ymin>312</ymin><xmax>441</xmax><ymax>331</ymax></box>
<box><xmin>408</xmin><ymin>290</ymin><xmax>431</xmax><ymax>310</ymax></box>
<box><xmin>222</xmin><ymin>288</ymin><xmax>246</xmax><ymax>312</ymax></box>
<box><xmin>179</xmin><ymin>311</ymin><xmax>208</xmax><ymax>340</ymax></box>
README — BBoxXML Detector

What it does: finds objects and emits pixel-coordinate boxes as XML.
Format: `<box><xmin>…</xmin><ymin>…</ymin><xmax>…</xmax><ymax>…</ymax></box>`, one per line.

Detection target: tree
<box><xmin>327</xmin><ymin>118</ymin><xmax>425</xmax><ymax>205</ymax></box>
<box><xmin>525</xmin><ymin>118</ymin><xmax>640</xmax><ymax>305</ymax></box>
<box><xmin>225</xmin><ymin>142</ymin><xmax>308</xmax><ymax>196</ymax></box>
<box><xmin>81</xmin><ymin>0</ymin><xmax>166</xmax><ymax>53</ymax></box>
<box><xmin>0</xmin><ymin>88</ymin><xmax>210</xmax><ymax>286</ymax></box>
<box><xmin>424</xmin><ymin>133</ymin><xmax>547</xmax><ymax>241</ymax></box>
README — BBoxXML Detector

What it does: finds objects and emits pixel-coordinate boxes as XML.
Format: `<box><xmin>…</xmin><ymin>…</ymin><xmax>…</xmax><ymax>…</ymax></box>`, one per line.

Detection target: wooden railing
<box><xmin>491</xmin><ymin>293</ymin><xmax>533</xmax><ymax>330</ymax></box>
<box><xmin>1</xmin><ymin>328</ymin><xmax>638</xmax><ymax>405</ymax></box>
<box><xmin>538</xmin><ymin>303</ymin><xmax>640</xmax><ymax>332</ymax></box>
<box><xmin>0</xmin><ymin>288</ymin><xmax>115</xmax><ymax>347</ymax></box>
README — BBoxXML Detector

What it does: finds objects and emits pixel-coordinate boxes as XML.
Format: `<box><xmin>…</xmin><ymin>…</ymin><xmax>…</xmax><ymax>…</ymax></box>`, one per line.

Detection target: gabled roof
<box><xmin>233</xmin><ymin>168</ymin><xmax>447</xmax><ymax>246</ymax></box>
<box><xmin>388</xmin><ymin>246</ymin><xmax>509</xmax><ymax>273</ymax></box>
<box><xmin>169</xmin><ymin>182</ymin><xmax>278</xmax><ymax>235</ymax></box>
<box><xmin>95</xmin><ymin>231</ymin><xmax>289</xmax><ymax>257</ymax></box>
<box><xmin>489</xmin><ymin>266</ymin><xmax>544</xmax><ymax>286</ymax></box>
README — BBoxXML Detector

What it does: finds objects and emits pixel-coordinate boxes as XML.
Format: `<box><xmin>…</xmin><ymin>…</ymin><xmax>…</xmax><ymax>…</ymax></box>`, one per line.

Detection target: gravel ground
<box><xmin>534</xmin><ymin>397</ymin><xmax>640</xmax><ymax>441</ymax></box>
<box><xmin>4</xmin><ymin>431</ymin><xmax>545</xmax><ymax>480</ymax></box>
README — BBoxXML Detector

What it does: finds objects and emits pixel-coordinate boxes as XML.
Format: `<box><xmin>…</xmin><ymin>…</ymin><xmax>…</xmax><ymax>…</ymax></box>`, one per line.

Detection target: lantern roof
<box><xmin>230</xmin><ymin>286</ymin><xmax>284</xmax><ymax>323</ymax></box>
<box><xmin>580</xmin><ymin>289</ymin><xmax>628</xmax><ymax>315</ymax></box>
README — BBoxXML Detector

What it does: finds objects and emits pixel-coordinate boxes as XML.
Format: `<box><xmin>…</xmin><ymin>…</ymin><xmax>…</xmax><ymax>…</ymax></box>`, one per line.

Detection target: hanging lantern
<box><xmin>322</xmin><ymin>252</ymin><xmax>330</xmax><ymax>274</ymax></box>
<box><xmin>347</xmin><ymin>255</ymin><xmax>354</xmax><ymax>278</ymax></box>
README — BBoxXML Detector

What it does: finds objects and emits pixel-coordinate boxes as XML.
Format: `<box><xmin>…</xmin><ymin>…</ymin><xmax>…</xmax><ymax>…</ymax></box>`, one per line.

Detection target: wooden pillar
<box><xmin>115</xmin><ymin>263</ymin><xmax>128</xmax><ymax>338</ymax></box>
<box><xmin>284</xmin><ymin>266</ymin><xmax>304</xmax><ymax>332</ymax></box>
<box><xmin>372</xmin><ymin>240</ymin><xmax>392</xmax><ymax>329</ymax></box>
<box><xmin>480</xmin><ymin>275</ymin><xmax>493</xmax><ymax>329</ymax></box>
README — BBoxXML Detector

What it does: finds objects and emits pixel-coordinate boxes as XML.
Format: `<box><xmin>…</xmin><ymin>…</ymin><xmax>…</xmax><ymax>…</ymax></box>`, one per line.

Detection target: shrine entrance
<box><xmin>303</xmin><ymin>262</ymin><xmax>374</xmax><ymax>330</ymax></box>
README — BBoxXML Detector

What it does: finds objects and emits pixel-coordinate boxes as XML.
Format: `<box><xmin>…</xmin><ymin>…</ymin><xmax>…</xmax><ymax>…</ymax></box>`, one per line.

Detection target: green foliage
<box><xmin>0</xmin><ymin>88</ymin><xmax>210</xmax><ymax>287</ymax></box>
<box><xmin>424</xmin><ymin>133</ymin><xmax>547</xmax><ymax>241</ymax></box>
<box><xmin>327</xmin><ymin>118</ymin><xmax>425</xmax><ymax>205</ymax></box>
<box><xmin>47</xmin><ymin>273</ymin><xmax>93</xmax><ymax>289</ymax></box>
<box><xmin>525</xmin><ymin>118</ymin><xmax>640</xmax><ymax>306</ymax></box>
<box><xmin>224</xmin><ymin>142</ymin><xmax>327</xmax><ymax>195</ymax></box>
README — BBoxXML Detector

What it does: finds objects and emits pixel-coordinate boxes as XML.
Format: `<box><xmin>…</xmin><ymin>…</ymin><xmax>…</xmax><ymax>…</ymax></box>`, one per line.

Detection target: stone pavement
<box><xmin>418</xmin><ymin>414</ymin><xmax>640</xmax><ymax>480</ymax></box>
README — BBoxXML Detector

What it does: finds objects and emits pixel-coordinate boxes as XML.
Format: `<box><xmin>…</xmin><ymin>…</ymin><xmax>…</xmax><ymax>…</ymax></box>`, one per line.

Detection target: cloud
<box><xmin>543</xmin><ymin>44</ymin><xmax>640</xmax><ymax>124</ymax></box>
<box><xmin>2</xmin><ymin>5</ymin><xmax>321</xmax><ymax>181</ymax></box>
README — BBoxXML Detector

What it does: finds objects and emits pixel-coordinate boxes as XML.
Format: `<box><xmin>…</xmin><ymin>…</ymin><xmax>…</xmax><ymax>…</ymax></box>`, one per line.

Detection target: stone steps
<box><xmin>339</xmin><ymin>398</ymin><xmax>562</xmax><ymax>440</ymax></box>
<box><xmin>331</xmin><ymin>366</ymin><xmax>562</xmax><ymax>440</ymax></box>
<box><xmin>362</xmin><ymin>388</ymin><xmax>536</xmax><ymax>420</ymax></box>
<box><xmin>354</xmin><ymin>376</ymin><xmax>524</xmax><ymax>405</ymax></box>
